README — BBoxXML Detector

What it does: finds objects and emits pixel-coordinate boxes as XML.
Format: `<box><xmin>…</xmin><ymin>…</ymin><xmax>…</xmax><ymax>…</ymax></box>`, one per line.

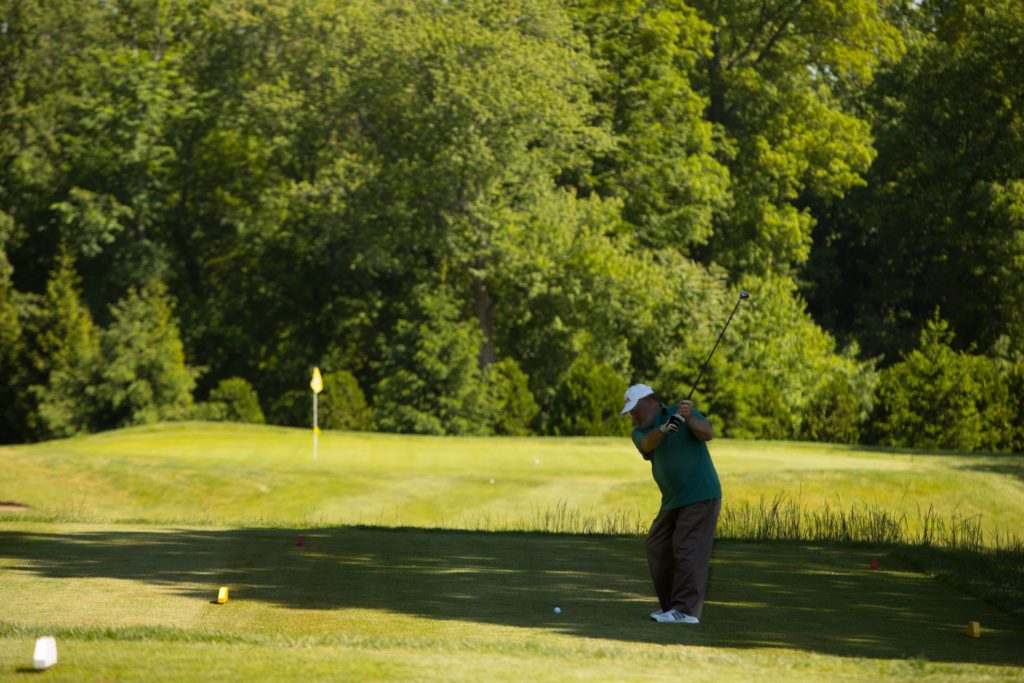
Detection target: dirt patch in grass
<box><xmin>0</xmin><ymin>501</ymin><xmax>30</xmax><ymax>511</ymax></box>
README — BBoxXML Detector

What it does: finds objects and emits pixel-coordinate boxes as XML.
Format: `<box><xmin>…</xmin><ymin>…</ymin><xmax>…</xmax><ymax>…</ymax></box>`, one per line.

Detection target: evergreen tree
<box><xmin>0</xmin><ymin>230</ymin><xmax>33</xmax><ymax>442</ymax></box>
<box><xmin>320</xmin><ymin>370</ymin><xmax>372</xmax><ymax>431</ymax></box>
<box><xmin>30</xmin><ymin>250</ymin><xmax>99</xmax><ymax>438</ymax></box>
<box><xmin>92</xmin><ymin>279</ymin><xmax>195</xmax><ymax>429</ymax></box>
<box><xmin>872</xmin><ymin>314</ymin><xmax>985</xmax><ymax>450</ymax></box>
<box><xmin>373</xmin><ymin>285</ymin><xmax>493</xmax><ymax>435</ymax></box>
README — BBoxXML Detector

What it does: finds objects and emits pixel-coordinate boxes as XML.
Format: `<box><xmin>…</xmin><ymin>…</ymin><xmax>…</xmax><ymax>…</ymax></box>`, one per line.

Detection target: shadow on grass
<box><xmin>1</xmin><ymin>526</ymin><xmax>1022</xmax><ymax>666</ymax></box>
<box><xmin>805</xmin><ymin>442</ymin><xmax>1024</xmax><ymax>460</ymax></box>
<box><xmin>957</xmin><ymin>458</ymin><xmax>1024</xmax><ymax>485</ymax></box>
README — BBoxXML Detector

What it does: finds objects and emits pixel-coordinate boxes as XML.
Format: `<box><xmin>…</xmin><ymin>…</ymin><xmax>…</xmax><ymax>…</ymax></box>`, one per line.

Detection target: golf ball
<box><xmin>553</xmin><ymin>607</ymin><xmax>561</xmax><ymax>614</ymax></box>
<box><xmin>489</xmin><ymin>478</ymin><xmax>495</xmax><ymax>484</ymax></box>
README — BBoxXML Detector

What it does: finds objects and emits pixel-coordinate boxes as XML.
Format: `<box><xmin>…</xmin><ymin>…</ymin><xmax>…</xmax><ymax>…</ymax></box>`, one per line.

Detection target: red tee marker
<box><xmin>296</xmin><ymin>534</ymin><xmax>305</xmax><ymax>547</ymax></box>
<box><xmin>870</xmin><ymin>557</ymin><xmax>879</xmax><ymax>570</ymax></box>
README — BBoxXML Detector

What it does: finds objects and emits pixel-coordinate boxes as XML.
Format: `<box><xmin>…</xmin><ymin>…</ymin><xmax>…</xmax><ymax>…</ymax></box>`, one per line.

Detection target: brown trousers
<box><xmin>644</xmin><ymin>497</ymin><xmax>721</xmax><ymax>618</ymax></box>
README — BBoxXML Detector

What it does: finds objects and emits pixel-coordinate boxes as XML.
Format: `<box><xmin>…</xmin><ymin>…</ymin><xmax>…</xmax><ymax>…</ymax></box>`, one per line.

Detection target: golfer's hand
<box><xmin>679</xmin><ymin>400</ymin><xmax>694</xmax><ymax>419</ymax></box>
<box><xmin>660</xmin><ymin>413</ymin><xmax>684</xmax><ymax>433</ymax></box>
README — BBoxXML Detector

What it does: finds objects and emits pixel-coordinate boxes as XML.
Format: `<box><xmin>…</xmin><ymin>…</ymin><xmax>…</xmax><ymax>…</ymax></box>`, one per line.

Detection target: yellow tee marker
<box><xmin>217</xmin><ymin>587</ymin><xmax>229</xmax><ymax>604</ymax></box>
<box><xmin>967</xmin><ymin>621</ymin><xmax>981</xmax><ymax>638</ymax></box>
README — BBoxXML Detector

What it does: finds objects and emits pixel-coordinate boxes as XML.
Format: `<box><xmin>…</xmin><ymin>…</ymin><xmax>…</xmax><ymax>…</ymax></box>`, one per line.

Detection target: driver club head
<box><xmin>739</xmin><ymin>290</ymin><xmax>750</xmax><ymax>300</ymax></box>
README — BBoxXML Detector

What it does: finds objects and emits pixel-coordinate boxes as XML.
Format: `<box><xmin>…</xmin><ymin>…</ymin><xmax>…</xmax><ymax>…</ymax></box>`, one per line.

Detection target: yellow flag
<box><xmin>310</xmin><ymin>367</ymin><xmax>324</xmax><ymax>394</ymax></box>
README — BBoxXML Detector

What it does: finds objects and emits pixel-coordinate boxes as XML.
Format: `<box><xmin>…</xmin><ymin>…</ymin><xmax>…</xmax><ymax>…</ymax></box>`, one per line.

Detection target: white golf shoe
<box><xmin>650</xmin><ymin>609</ymin><xmax>699</xmax><ymax>624</ymax></box>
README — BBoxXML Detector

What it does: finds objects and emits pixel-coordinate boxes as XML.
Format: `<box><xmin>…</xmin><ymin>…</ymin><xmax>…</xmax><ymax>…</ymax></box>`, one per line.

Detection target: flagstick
<box><xmin>310</xmin><ymin>367</ymin><xmax>324</xmax><ymax>461</ymax></box>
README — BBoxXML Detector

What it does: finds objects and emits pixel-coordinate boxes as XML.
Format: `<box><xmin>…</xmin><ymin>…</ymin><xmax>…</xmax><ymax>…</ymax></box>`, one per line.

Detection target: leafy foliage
<box><xmin>870</xmin><ymin>314</ymin><xmax>1018</xmax><ymax>452</ymax></box>
<box><xmin>688</xmin><ymin>0</ymin><xmax>903</xmax><ymax>275</ymax></box>
<box><xmin>319</xmin><ymin>370</ymin><xmax>373</xmax><ymax>432</ymax></box>
<box><xmin>29</xmin><ymin>251</ymin><xmax>99</xmax><ymax>438</ymax></box>
<box><xmin>90</xmin><ymin>280</ymin><xmax>196</xmax><ymax>430</ymax></box>
<box><xmin>807</xmin><ymin>0</ymin><xmax>1024</xmax><ymax>361</ymax></box>
<box><xmin>571</xmin><ymin>0</ymin><xmax>728</xmax><ymax>251</ymax></box>
<box><xmin>799</xmin><ymin>376</ymin><xmax>862</xmax><ymax>445</ymax></box>
<box><xmin>655</xmin><ymin>274</ymin><xmax>870</xmax><ymax>439</ymax></box>
<box><xmin>486</xmin><ymin>358</ymin><xmax>539</xmax><ymax>436</ymax></box>
<box><xmin>547</xmin><ymin>357</ymin><xmax>630</xmax><ymax>436</ymax></box>
<box><xmin>195</xmin><ymin>377</ymin><xmax>266</xmax><ymax>424</ymax></box>
<box><xmin>0</xmin><ymin>230</ymin><xmax>33</xmax><ymax>441</ymax></box>
<box><xmin>0</xmin><ymin>0</ymin><xmax>1020</xmax><ymax>451</ymax></box>
<box><xmin>372</xmin><ymin>286</ymin><xmax>493</xmax><ymax>436</ymax></box>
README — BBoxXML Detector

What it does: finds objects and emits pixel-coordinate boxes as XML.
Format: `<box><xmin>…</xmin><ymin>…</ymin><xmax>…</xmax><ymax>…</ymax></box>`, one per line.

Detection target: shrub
<box><xmin>320</xmin><ymin>370</ymin><xmax>373</xmax><ymax>431</ymax></box>
<box><xmin>799</xmin><ymin>375</ymin><xmax>862</xmax><ymax>444</ymax></box>
<box><xmin>486</xmin><ymin>358</ymin><xmax>538</xmax><ymax>436</ymax></box>
<box><xmin>196</xmin><ymin>377</ymin><xmax>265</xmax><ymax>424</ymax></box>
<box><xmin>709</xmin><ymin>369</ymin><xmax>793</xmax><ymax>440</ymax></box>
<box><xmin>267</xmin><ymin>389</ymin><xmax>309</xmax><ymax>428</ymax></box>
<box><xmin>970</xmin><ymin>355</ymin><xmax>1017</xmax><ymax>452</ymax></box>
<box><xmin>547</xmin><ymin>357</ymin><xmax>629</xmax><ymax>436</ymax></box>
<box><xmin>1007</xmin><ymin>362</ymin><xmax>1024</xmax><ymax>452</ymax></box>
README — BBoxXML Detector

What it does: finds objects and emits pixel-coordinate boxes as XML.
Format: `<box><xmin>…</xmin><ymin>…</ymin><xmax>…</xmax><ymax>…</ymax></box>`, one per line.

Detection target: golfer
<box><xmin>621</xmin><ymin>383</ymin><xmax>721</xmax><ymax>624</ymax></box>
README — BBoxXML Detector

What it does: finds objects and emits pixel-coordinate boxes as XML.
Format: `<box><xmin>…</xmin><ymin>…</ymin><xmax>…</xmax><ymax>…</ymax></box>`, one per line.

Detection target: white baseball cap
<box><xmin>620</xmin><ymin>383</ymin><xmax>655</xmax><ymax>415</ymax></box>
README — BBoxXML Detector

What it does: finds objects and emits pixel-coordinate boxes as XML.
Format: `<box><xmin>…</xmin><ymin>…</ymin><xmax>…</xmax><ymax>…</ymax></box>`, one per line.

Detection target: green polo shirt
<box><xmin>632</xmin><ymin>402</ymin><xmax>722</xmax><ymax>511</ymax></box>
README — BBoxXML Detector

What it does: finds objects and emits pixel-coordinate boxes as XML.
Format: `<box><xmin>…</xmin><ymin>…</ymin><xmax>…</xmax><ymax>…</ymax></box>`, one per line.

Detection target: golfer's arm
<box><xmin>639</xmin><ymin>429</ymin><xmax>667</xmax><ymax>454</ymax></box>
<box><xmin>686</xmin><ymin>415</ymin><xmax>714</xmax><ymax>441</ymax></box>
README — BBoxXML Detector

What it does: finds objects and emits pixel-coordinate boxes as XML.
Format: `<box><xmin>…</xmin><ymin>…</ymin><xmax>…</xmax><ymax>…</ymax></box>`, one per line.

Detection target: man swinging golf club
<box><xmin>622</xmin><ymin>384</ymin><xmax>720</xmax><ymax>624</ymax></box>
<box><xmin>622</xmin><ymin>290</ymin><xmax>747</xmax><ymax>624</ymax></box>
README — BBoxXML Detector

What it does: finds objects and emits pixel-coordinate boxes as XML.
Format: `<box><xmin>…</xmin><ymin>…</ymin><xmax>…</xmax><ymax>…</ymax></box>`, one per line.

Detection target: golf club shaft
<box><xmin>685</xmin><ymin>295</ymin><xmax>746</xmax><ymax>401</ymax></box>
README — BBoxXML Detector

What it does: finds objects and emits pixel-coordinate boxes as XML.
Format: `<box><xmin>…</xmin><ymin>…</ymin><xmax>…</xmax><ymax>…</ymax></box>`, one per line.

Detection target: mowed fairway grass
<box><xmin>1</xmin><ymin>422</ymin><xmax>1023</xmax><ymax>681</ymax></box>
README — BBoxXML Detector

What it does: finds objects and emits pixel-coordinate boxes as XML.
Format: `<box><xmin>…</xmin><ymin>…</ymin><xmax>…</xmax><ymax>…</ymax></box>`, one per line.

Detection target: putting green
<box><xmin>1</xmin><ymin>423</ymin><xmax>1022</xmax><ymax>540</ymax></box>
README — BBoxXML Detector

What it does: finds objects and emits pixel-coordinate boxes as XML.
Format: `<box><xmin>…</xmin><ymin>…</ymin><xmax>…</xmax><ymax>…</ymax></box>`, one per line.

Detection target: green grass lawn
<box><xmin>0</xmin><ymin>525</ymin><xmax>1021</xmax><ymax>680</ymax></box>
<box><xmin>1</xmin><ymin>423</ymin><xmax>1023</xmax><ymax>680</ymax></box>
<box><xmin>2</xmin><ymin>422</ymin><xmax>1023</xmax><ymax>537</ymax></box>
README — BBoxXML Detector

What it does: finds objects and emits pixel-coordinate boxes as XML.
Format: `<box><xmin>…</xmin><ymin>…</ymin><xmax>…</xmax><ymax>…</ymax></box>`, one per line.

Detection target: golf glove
<box><xmin>660</xmin><ymin>413</ymin><xmax>685</xmax><ymax>433</ymax></box>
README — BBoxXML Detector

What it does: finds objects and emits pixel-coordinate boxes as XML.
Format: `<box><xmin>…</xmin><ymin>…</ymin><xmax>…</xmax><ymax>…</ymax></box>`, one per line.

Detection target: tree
<box><xmin>799</xmin><ymin>376</ymin><xmax>862</xmax><ymax>444</ymax></box>
<box><xmin>372</xmin><ymin>285</ymin><xmax>493</xmax><ymax>435</ymax></box>
<box><xmin>689</xmin><ymin>0</ymin><xmax>902</xmax><ymax>275</ymax></box>
<box><xmin>29</xmin><ymin>250</ymin><xmax>99</xmax><ymax>438</ymax></box>
<box><xmin>0</xmin><ymin>0</ymin><xmax>958</xmax><ymax>449</ymax></box>
<box><xmin>338</xmin><ymin>0</ymin><xmax>609</xmax><ymax>371</ymax></box>
<box><xmin>842</xmin><ymin>0</ymin><xmax>1024</xmax><ymax>360</ymax></box>
<box><xmin>486</xmin><ymin>358</ymin><xmax>538</xmax><ymax>436</ymax></box>
<box><xmin>0</xmin><ymin>222</ymin><xmax>33</xmax><ymax>443</ymax></box>
<box><xmin>655</xmin><ymin>274</ymin><xmax>870</xmax><ymax>439</ymax></box>
<box><xmin>871</xmin><ymin>314</ymin><xmax>987</xmax><ymax>450</ymax></box>
<box><xmin>91</xmin><ymin>279</ymin><xmax>195</xmax><ymax>429</ymax></box>
<box><xmin>570</xmin><ymin>0</ymin><xmax>729</xmax><ymax>252</ymax></box>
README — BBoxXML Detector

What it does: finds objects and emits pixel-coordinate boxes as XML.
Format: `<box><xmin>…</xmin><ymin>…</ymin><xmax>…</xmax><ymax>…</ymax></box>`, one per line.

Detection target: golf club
<box><xmin>685</xmin><ymin>290</ymin><xmax>750</xmax><ymax>401</ymax></box>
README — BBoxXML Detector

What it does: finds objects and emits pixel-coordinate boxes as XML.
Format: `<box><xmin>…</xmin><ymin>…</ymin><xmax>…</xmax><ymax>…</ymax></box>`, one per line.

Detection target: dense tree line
<box><xmin>1</xmin><ymin>0</ymin><xmax>1022</xmax><ymax>450</ymax></box>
